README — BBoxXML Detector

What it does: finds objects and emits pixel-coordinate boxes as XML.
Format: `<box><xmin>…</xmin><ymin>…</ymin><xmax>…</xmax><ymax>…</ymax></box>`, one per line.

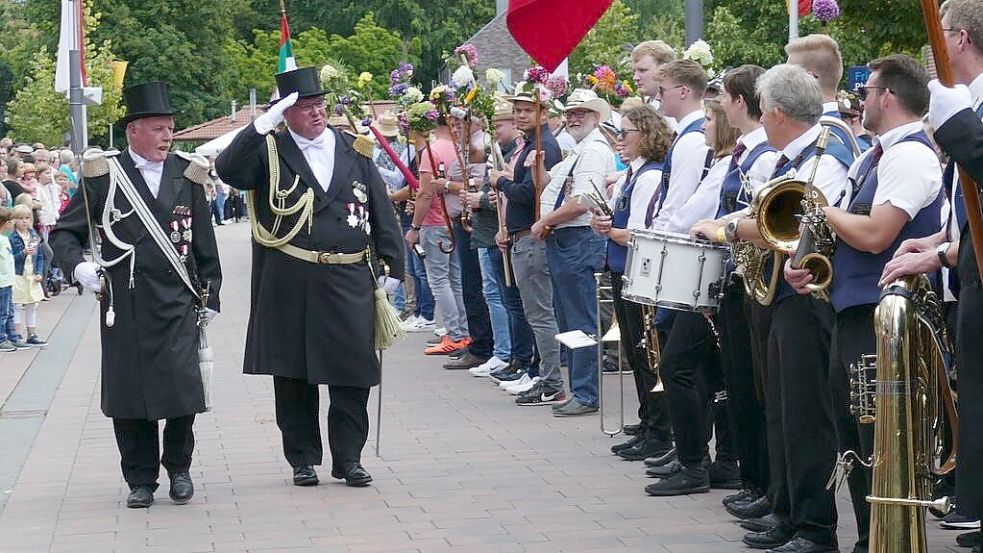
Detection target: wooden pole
<box><xmin>922</xmin><ymin>0</ymin><xmax>983</xmax><ymax>283</ymax></box>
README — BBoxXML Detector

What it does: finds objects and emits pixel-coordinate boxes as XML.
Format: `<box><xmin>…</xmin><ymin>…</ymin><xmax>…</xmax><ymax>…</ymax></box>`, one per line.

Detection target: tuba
<box><xmin>820</xmin><ymin>115</ymin><xmax>864</xmax><ymax>158</ymax></box>
<box><xmin>640</xmin><ymin>305</ymin><xmax>665</xmax><ymax>393</ymax></box>
<box><xmin>849</xmin><ymin>275</ymin><xmax>958</xmax><ymax>552</ymax></box>
<box><xmin>746</xmin><ymin>127</ymin><xmax>836</xmax><ymax>304</ymax></box>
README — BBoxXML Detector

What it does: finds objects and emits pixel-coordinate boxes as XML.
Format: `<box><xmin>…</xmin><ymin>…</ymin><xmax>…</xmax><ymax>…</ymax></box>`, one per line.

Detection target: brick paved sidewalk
<box><xmin>0</xmin><ymin>223</ymin><xmax>965</xmax><ymax>553</ymax></box>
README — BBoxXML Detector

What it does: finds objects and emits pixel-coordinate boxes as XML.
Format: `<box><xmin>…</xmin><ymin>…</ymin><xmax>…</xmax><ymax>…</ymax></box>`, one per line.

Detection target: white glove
<box><xmin>378</xmin><ymin>276</ymin><xmax>401</xmax><ymax>295</ymax></box>
<box><xmin>928</xmin><ymin>79</ymin><xmax>974</xmax><ymax>130</ymax></box>
<box><xmin>73</xmin><ymin>262</ymin><xmax>102</xmax><ymax>294</ymax></box>
<box><xmin>254</xmin><ymin>92</ymin><xmax>299</xmax><ymax>134</ymax></box>
<box><xmin>205</xmin><ymin>308</ymin><xmax>219</xmax><ymax>324</ymax></box>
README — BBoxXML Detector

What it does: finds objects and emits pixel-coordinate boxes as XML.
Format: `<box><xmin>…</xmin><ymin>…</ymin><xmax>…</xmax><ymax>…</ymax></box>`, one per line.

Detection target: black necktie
<box><xmin>729</xmin><ymin>142</ymin><xmax>747</xmax><ymax>172</ymax></box>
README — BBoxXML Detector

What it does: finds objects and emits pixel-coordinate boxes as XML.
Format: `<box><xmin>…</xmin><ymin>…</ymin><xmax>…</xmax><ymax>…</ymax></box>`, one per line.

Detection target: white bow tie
<box><xmin>134</xmin><ymin>159</ymin><xmax>163</xmax><ymax>171</ymax></box>
<box><xmin>295</xmin><ymin>133</ymin><xmax>328</xmax><ymax>152</ymax></box>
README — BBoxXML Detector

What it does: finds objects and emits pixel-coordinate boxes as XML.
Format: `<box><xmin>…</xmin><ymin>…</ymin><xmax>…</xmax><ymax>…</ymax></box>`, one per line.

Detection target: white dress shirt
<box><xmin>822</xmin><ymin>101</ymin><xmax>839</xmax><ymax>115</ymax></box>
<box><xmin>738</xmin><ymin>127</ymin><xmax>781</xmax><ymax>196</ymax></box>
<box><xmin>845</xmin><ymin>121</ymin><xmax>941</xmax><ymax>219</ymax></box>
<box><xmin>775</xmin><ymin>124</ymin><xmax>849</xmax><ymax>207</ymax></box>
<box><xmin>541</xmin><ymin>127</ymin><xmax>615</xmax><ymax>228</ymax></box>
<box><xmin>289</xmin><ymin>128</ymin><xmax>336</xmax><ymax>192</ymax></box>
<box><xmin>129</xmin><ymin>148</ymin><xmax>164</xmax><ymax>198</ymax></box>
<box><xmin>651</xmin><ymin>109</ymin><xmax>711</xmax><ymax>231</ymax></box>
<box><xmin>666</xmin><ymin>155</ymin><xmax>731</xmax><ymax>233</ymax></box>
<box><xmin>608</xmin><ymin>157</ymin><xmax>663</xmax><ymax>230</ymax></box>
<box><xmin>555</xmin><ymin>130</ymin><xmax>578</xmax><ymax>157</ymax></box>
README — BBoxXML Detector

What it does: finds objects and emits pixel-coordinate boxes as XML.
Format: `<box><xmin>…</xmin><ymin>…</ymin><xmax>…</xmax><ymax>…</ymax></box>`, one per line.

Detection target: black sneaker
<box><xmin>515</xmin><ymin>382</ymin><xmax>566</xmax><ymax>406</ymax></box>
<box><xmin>610</xmin><ymin>434</ymin><xmax>643</xmax><ymax>454</ymax></box>
<box><xmin>942</xmin><ymin>511</ymin><xmax>981</xmax><ymax>530</ymax></box>
<box><xmin>709</xmin><ymin>459</ymin><xmax>742</xmax><ymax>489</ymax></box>
<box><xmin>958</xmin><ymin>530</ymin><xmax>980</xmax><ymax>547</ymax></box>
<box><xmin>644</xmin><ymin>464</ymin><xmax>710</xmax><ymax>496</ymax></box>
<box><xmin>617</xmin><ymin>436</ymin><xmax>673</xmax><ymax>461</ymax></box>
<box><xmin>489</xmin><ymin>361</ymin><xmax>525</xmax><ymax>383</ymax></box>
<box><xmin>25</xmin><ymin>334</ymin><xmax>47</xmax><ymax>347</ymax></box>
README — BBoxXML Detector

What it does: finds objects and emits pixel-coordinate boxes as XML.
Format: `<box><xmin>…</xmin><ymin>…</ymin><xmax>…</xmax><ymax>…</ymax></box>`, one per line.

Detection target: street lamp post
<box><xmin>685</xmin><ymin>0</ymin><xmax>704</xmax><ymax>46</ymax></box>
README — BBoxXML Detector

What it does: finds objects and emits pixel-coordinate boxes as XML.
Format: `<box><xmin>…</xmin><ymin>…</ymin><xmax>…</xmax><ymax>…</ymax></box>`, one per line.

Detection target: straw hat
<box><xmin>562</xmin><ymin>88</ymin><xmax>612</xmax><ymax>122</ymax></box>
<box><xmin>506</xmin><ymin>81</ymin><xmax>551</xmax><ymax>107</ymax></box>
<box><xmin>372</xmin><ymin>113</ymin><xmax>401</xmax><ymax>138</ymax></box>
<box><xmin>491</xmin><ymin>93</ymin><xmax>514</xmax><ymax>121</ymax></box>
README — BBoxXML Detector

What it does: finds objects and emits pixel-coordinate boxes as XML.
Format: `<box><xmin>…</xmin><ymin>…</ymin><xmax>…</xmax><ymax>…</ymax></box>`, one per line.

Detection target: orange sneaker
<box><xmin>424</xmin><ymin>336</ymin><xmax>469</xmax><ymax>355</ymax></box>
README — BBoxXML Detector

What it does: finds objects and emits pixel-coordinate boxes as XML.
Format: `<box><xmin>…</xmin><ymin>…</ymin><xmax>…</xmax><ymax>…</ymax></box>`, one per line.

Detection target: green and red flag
<box><xmin>278</xmin><ymin>7</ymin><xmax>297</xmax><ymax>73</ymax></box>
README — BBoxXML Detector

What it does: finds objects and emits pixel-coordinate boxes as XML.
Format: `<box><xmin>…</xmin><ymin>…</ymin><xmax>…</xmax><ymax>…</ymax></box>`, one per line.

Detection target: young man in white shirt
<box><xmin>631</xmin><ymin>40</ymin><xmax>677</xmax><ymax>131</ymax></box>
<box><xmin>787</xmin><ymin>54</ymin><xmax>942</xmax><ymax>553</ymax></box>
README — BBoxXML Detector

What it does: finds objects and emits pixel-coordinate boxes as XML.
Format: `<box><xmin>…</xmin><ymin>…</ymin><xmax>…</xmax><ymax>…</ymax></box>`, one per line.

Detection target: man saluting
<box><xmin>216</xmin><ymin>67</ymin><xmax>404</xmax><ymax>488</ymax></box>
<box><xmin>51</xmin><ymin>81</ymin><xmax>222</xmax><ymax>508</ymax></box>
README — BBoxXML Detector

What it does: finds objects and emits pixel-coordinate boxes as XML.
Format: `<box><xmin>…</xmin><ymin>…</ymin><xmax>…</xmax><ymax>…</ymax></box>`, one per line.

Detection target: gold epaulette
<box><xmin>81</xmin><ymin>148</ymin><xmax>115</xmax><ymax>178</ymax></box>
<box><xmin>346</xmin><ymin>132</ymin><xmax>375</xmax><ymax>159</ymax></box>
<box><xmin>175</xmin><ymin>150</ymin><xmax>210</xmax><ymax>185</ymax></box>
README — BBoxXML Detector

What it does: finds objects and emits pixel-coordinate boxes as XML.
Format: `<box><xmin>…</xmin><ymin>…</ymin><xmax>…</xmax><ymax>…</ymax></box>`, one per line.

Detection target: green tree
<box><xmin>326</xmin><ymin>13</ymin><xmax>419</xmax><ymax>98</ymax></box>
<box><xmin>570</xmin><ymin>0</ymin><xmax>640</xmax><ymax>78</ymax></box>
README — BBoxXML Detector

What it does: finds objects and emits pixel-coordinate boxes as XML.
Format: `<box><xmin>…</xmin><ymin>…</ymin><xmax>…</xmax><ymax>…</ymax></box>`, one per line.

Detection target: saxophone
<box><xmin>849</xmin><ymin>275</ymin><xmax>958</xmax><ymax>552</ymax></box>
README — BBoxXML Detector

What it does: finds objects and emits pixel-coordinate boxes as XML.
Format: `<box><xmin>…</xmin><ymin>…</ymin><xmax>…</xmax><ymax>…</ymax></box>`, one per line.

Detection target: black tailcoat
<box><xmin>50</xmin><ymin>151</ymin><xmax>222</xmax><ymax>420</ymax></box>
<box><xmin>215</xmin><ymin>125</ymin><xmax>404</xmax><ymax>387</ymax></box>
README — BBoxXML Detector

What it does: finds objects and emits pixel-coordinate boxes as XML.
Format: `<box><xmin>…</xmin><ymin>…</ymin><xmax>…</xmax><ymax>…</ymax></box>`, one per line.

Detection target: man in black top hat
<box><xmin>215</xmin><ymin>66</ymin><xmax>404</xmax><ymax>488</ymax></box>
<box><xmin>50</xmin><ymin>81</ymin><xmax>222</xmax><ymax>508</ymax></box>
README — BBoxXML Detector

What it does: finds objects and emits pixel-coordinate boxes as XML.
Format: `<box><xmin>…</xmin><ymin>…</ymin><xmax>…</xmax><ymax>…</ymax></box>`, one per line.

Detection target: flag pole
<box><xmin>68</xmin><ymin>0</ymin><xmax>85</xmax><ymax>154</ymax></box>
<box><xmin>789</xmin><ymin>0</ymin><xmax>799</xmax><ymax>42</ymax></box>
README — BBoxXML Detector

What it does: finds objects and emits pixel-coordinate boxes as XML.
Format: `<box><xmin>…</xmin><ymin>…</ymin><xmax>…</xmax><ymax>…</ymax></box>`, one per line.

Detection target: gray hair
<box><xmin>58</xmin><ymin>149</ymin><xmax>73</xmax><ymax>164</ymax></box>
<box><xmin>756</xmin><ymin>63</ymin><xmax>823</xmax><ymax>126</ymax></box>
<box><xmin>942</xmin><ymin>0</ymin><xmax>983</xmax><ymax>56</ymax></box>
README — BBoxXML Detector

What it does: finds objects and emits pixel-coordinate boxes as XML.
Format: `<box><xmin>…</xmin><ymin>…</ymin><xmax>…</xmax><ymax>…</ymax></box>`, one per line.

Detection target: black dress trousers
<box><xmin>113</xmin><ymin>415</ymin><xmax>196</xmax><ymax>491</ymax></box>
<box><xmin>659</xmin><ymin>310</ymin><xmax>718</xmax><ymax>467</ymax></box>
<box><xmin>766</xmin><ymin>294</ymin><xmax>838</xmax><ymax>545</ymax></box>
<box><xmin>610</xmin><ymin>273</ymin><xmax>672</xmax><ymax>441</ymax></box>
<box><xmin>273</xmin><ymin>376</ymin><xmax>371</xmax><ymax>468</ymax></box>
<box><xmin>828</xmin><ymin>304</ymin><xmax>877</xmax><ymax>549</ymax></box>
<box><xmin>956</xmin><ymin>234</ymin><xmax>983</xmax><ymax>518</ymax></box>
<box><xmin>718</xmin><ymin>276</ymin><xmax>769</xmax><ymax>492</ymax></box>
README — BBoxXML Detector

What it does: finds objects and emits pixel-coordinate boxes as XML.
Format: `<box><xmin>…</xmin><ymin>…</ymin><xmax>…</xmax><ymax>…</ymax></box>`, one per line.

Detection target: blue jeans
<box><xmin>403</xmin><ymin>222</ymin><xmax>434</xmax><ymax>320</ymax></box>
<box><xmin>479</xmin><ymin>248</ymin><xmax>511</xmax><ymax>361</ymax></box>
<box><xmin>486</xmin><ymin>246</ymin><xmax>535</xmax><ymax>368</ymax></box>
<box><xmin>0</xmin><ymin>286</ymin><xmax>14</xmax><ymax>342</ymax></box>
<box><xmin>546</xmin><ymin>227</ymin><xmax>606</xmax><ymax>407</ymax></box>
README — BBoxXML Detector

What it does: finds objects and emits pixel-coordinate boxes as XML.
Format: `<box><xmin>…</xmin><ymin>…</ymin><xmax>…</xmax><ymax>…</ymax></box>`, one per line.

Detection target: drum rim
<box><xmin>629</xmin><ymin>229</ymin><xmax>730</xmax><ymax>251</ymax></box>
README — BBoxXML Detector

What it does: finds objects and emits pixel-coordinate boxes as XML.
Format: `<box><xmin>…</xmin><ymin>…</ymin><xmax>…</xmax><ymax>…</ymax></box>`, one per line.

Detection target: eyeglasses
<box><xmin>857</xmin><ymin>85</ymin><xmax>890</xmax><ymax>101</ymax></box>
<box><xmin>295</xmin><ymin>100</ymin><xmax>327</xmax><ymax>113</ymax></box>
<box><xmin>657</xmin><ymin>84</ymin><xmax>685</xmax><ymax>96</ymax></box>
<box><xmin>942</xmin><ymin>27</ymin><xmax>961</xmax><ymax>34</ymax></box>
<box><xmin>617</xmin><ymin>129</ymin><xmax>640</xmax><ymax>138</ymax></box>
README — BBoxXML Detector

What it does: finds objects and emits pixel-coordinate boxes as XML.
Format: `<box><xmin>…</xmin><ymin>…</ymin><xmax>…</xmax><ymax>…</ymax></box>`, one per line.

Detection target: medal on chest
<box><xmin>171</xmin><ymin>206</ymin><xmax>193</xmax><ymax>260</ymax></box>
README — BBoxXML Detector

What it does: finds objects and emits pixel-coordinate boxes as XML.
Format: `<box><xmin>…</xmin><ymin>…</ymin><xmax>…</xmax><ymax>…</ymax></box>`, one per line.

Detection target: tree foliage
<box><xmin>569</xmin><ymin>0</ymin><xmax>640</xmax><ymax>77</ymax></box>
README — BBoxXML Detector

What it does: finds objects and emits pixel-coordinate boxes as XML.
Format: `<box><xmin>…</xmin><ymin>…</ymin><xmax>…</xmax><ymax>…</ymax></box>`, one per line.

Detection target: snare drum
<box><xmin>622</xmin><ymin>230</ymin><xmax>730</xmax><ymax>312</ymax></box>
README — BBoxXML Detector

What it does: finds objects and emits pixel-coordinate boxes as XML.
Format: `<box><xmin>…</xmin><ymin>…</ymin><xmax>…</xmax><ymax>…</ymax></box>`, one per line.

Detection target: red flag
<box><xmin>506</xmin><ymin>0</ymin><xmax>613</xmax><ymax>73</ymax></box>
<box><xmin>799</xmin><ymin>0</ymin><xmax>812</xmax><ymax>17</ymax></box>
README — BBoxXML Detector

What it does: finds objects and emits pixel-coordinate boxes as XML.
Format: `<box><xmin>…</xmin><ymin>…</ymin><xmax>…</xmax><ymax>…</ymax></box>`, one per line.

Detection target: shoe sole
<box><xmin>711</xmin><ymin>479</ymin><xmax>744</xmax><ymax>490</ymax></box>
<box><xmin>645</xmin><ymin>485</ymin><xmax>710</xmax><ymax>497</ymax></box>
<box><xmin>332</xmin><ymin>473</ymin><xmax>372</xmax><ymax>487</ymax></box>
<box><xmin>126</xmin><ymin>499</ymin><xmax>154</xmax><ymax>509</ymax></box>
<box><xmin>553</xmin><ymin>409</ymin><xmax>599</xmax><ymax>417</ymax></box>
<box><xmin>619</xmin><ymin>448</ymin><xmax>674</xmax><ymax>462</ymax></box>
<box><xmin>515</xmin><ymin>398</ymin><xmax>566</xmax><ymax>406</ymax></box>
<box><xmin>293</xmin><ymin>477</ymin><xmax>319</xmax><ymax>487</ymax></box>
<box><xmin>169</xmin><ymin>493</ymin><xmax>193</xmax><ymax>505</ymax></box>
<box><xmin>739</xmin><ymin>520</ymin><xmax>776</xmax><ymax>532</ymax></box>
<box><xmin>941</xmin><ymin>521</ymin><xmax>982</xmax><ymax>530</ymax></box>
<box><xmin>741</xmin><ymin>538</ymin><xmax>786</xmax><ymax>550</ymax></box>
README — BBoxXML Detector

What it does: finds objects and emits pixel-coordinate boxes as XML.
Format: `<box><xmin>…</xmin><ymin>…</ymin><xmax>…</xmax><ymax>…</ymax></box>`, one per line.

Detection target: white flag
<box><xmin>55</xmin><ymin>0</ymin><xmax>81</xmax><ymax>95</ymax></box>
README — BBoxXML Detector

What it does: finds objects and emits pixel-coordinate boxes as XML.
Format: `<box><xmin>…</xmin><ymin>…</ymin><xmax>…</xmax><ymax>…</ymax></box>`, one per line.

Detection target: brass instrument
<box><xmin>747</xmin><ymin>127</ymin><xmax>836</xmax><ymax>303</ymax></box>
<box><xmin>820</xmin><ymin>115</ymin><xmax>864</xmax><ymax>159</ymax></box>
<box><xmin>640</xmin><ymin>305</ymin><xmax>665</xmax><ymax>393</ymax></box>
<box><xmin>849</xmin><ymin>275</ymin><xmax>958</xmax><ymax>552</ymax></box>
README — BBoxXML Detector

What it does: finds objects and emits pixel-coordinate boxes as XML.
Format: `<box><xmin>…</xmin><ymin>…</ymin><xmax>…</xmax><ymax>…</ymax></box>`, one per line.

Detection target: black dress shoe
<box><xmin>331</xmin><ymin>462</ymin><xmax>372</xmax><ymax>487</ymax></box>
<box><xmin>610</xmin><ymin>434</ymin><xmax>643</xmax><ymax>454</ymax></box>
<box><xmin>643</xmin><ymin>447</ymin><xmax>677</xmax><ymax>468</ymax></box>
<box><xmin>709</xmin><ymin>459</ymin><xmax>742</xmax><ymax>490</ymax></box>
<box><xmin>293</xmin><ymin>465</ymin><xmax>319</xmax><ymax>486</ymax></box>
<box><xmin>126</xmin><ymin>486</ymin><xmax>154</xmax><ymax>509</ymax></box>
<box><xmin>168</xmin><ymin>472</ymin><xmax>194</xmax><ymax>504</ymax></box>
<box><xmin>618</xmin><ymin>437</ymin><xmax>673</xmax><ymax>461</ymax></box>
<box><xmin>959</xmin><ymin>530</ymin><xmax>981</xmax><ymax>548</ymax></box>
<box><xmin>644</xmin><ymin>464</ymin><xmax>710</xmax><ymax>496</ymax></box>
<box><xmin>769</xmin><ymin>536</ymin><xmax>838</xmax><ymax>552</ymax></box>
<box><xmin>742</xmin><ymin>525</ymin><xmax>794</xmax><ymax>550</ymax></box>
<box><xmin>623</xmin><ymin>424</ymin><xmax>641</xmax><ymax>436</ymax></box>
<box><xmin>443</xmin><ymin>352</ymin><xmax>488</xmax><ymax>370</ymax></box>
<box><xmin>646</xmin><ymin>459</ymin><xmax>682</xmax><ymax>478</ymax></box>
<box><xmin>741</xmin><ymin>512</ymin><xmax>780</xmax><ymax>532</ymax></box>
<box><xmin>727</xmin><ymin>494</ymin><xmax>772</xmax><ymax>520</ymax></box>
<box><xmin>723</xmin><ymin>488</ymin><xmax>759</xmax><ymax>507</ymax></box>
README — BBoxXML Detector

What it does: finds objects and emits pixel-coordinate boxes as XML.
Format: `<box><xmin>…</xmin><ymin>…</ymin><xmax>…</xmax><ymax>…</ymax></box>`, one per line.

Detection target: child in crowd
<box><xmin>0</xmin><ymin>207</ymin><xmax>28</xmax><ymax>352</ymax></box>
<box><xmin>10</xmin><ymin>204</ymin><xmax>47</xmax><ymax>347</ymax></box>
<box><xmin>55</xmin><ymin>171</ymin><xmax>73</xmax><ymax>214</ymax></box>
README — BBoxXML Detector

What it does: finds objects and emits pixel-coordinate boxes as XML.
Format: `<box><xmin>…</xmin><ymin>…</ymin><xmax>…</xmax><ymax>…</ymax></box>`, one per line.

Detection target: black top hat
<box><xmin>272</xmin><ymin>66</ymin><xmax>327</xmax><ymax>105</ymax></box>
<box><xmin>119</xmin><ymin>81</ymin><xmax>175</xmax><ymax>126</ymax></box>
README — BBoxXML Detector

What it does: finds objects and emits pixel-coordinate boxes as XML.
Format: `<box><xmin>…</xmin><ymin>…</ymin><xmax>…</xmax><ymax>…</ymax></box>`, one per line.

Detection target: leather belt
<box><xmin>277</xmin><ymin>244</ymin><xmax>368</xmax><ymax>265</ymax></box>
<box><xmin>510</xmin><ymin>229</ymin><xmax>531</xmax><ymax>242</ymax></box>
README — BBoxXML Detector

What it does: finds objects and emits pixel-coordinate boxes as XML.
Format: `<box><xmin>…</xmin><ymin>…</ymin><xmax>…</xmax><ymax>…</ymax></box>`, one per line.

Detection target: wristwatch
<box><xmin>411</xmin><ymin>225</ymin><xmax>422</xmax><ymax>231</ymax></box>
<box><xmin>937</xmin><ymin>242</ymin><xmax>953</xmax><ymax>269</ymax></box>
<box><xmin>724</xmin><ymin>219</ymin><xmax>740</xmax><ymax>243</ymax></box>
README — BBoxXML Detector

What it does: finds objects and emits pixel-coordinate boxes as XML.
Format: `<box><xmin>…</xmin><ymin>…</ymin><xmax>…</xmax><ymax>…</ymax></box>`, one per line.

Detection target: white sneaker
<box><xmin>469</xmin><ymin>356</ymin><xmax>509</xmax><ymax>377</ymax></box>
<box><xmin>434</xmin><ymin>326</ymin><xmax>447</xmax><ymax>337</ymax></box>
<box><xmin>507</xmin><ymin>375</ymin><xmax>540</xmax><ymax>395</ymax></box>
<box><xmin>400</xmin><ymin>315</ymin><xmax>421</xmax><ymax>331</ymax></box>
<box><xmin>404</xmin><ymin>318</ymin><xmax>436</xmax><ymax>333</ymax></box>
<box><xmin>501</xmin><ymin>372</ymin><xmax>532</xmax><ymax>390</ymax></box>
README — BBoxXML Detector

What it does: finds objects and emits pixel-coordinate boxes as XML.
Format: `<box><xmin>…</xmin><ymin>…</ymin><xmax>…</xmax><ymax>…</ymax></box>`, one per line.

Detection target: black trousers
<box><xmin>829</xmin><ymin>305</ymin><xmax>876</xmax><ymax>549</ymax></box>
<box><xmin>766</xmin><ymin>294</ymin><xmax>838</xmax><ymax>545</ymax></box>
<box><xmin>113</xmin><ymin>415</ymin><xmax>195</xmax><ymax>491</ymax></box>
<box><xmin>610</xmin><ymin>273</ymin><xmax>672</xmax><ymax>441</ymax></box>
<box><xmin>659</xmin><ymin>310</ymin><xmax>718</xmax><ymax>466</ymax></box>
<box><xmin>273</xmin><ymin>376</ymin><xmax>370</xmax><ymax>467</ymax></box>
<box><xmin>454</xmin><ymin>222</ymin><xmax>494</xmax><ymax>358</ymax></box>
<box><xmin>718</xmin><ymin>277</ymin><xmax>768</xmax><ymax>492</ymax></box>
<box><xmin>957</xmin><ymin>237</ymin><xmax>983</xmax><ymax>518</ymax></box>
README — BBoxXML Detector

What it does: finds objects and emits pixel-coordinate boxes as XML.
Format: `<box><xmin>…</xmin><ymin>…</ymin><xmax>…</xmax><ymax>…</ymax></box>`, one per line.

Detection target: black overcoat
<box><xmin>215</xmin><ymin>125</ymin><xmax>404</xmax><ymax>387</ymax></box>
<box><xmin>50</xmin><ymin>151</ymin><xmax>222</xmax><ymax>420</ymax></box>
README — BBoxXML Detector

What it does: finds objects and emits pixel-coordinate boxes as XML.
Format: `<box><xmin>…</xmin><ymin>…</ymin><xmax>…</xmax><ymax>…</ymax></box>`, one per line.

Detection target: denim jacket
<box><xmin>10</xmin><ymin>229</ymin><xmax>45</xmax><ymax>276</ymax></box>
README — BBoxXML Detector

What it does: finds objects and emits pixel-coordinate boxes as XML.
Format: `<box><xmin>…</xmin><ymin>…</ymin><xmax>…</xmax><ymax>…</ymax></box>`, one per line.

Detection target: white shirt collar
<box><xmin>289</xmin><ymin>128</ymin><xmax>332</xmax><ymax>150</ymax></box>
<box><xmin>676</xmin><ymin>109</ymin><xmax>704</xmax><ymax>131</ymax></box>
<box><xmin>969</xmin><ymin>73</ymin><xmax>983</xmax><ymax>108</ymax></box>
<box><xmin>873</xmin><ymin>120</ymin><xmax>924</xmax><ymax>151</ymax></box>
<box><xmin>822</xmin><ymin>101</ymin><xmax>839</xmax><ymax>115</ymax></box>
<box><xmin>572</xmin><ymin>127</ymin><xmax>605</xmax><ymax>153</ymax></box>
<box><xmin>738</xmin><ymin>127</ymin><xmax>768</xmax><ymax>153</ymax></box>
<box><xmin>629</xmin><ymin>157</ymin><xmax>648</xmax><ymax>171</ymax></box>
<box><xmin>780</xmin><ymin>124</ymin><xmax>822</xmax><ymax>163</ymax></box>
<box><xmin>128</xmin><ymin>148</ymin><xmax>163</xmax><ymax>170</ymax></box>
